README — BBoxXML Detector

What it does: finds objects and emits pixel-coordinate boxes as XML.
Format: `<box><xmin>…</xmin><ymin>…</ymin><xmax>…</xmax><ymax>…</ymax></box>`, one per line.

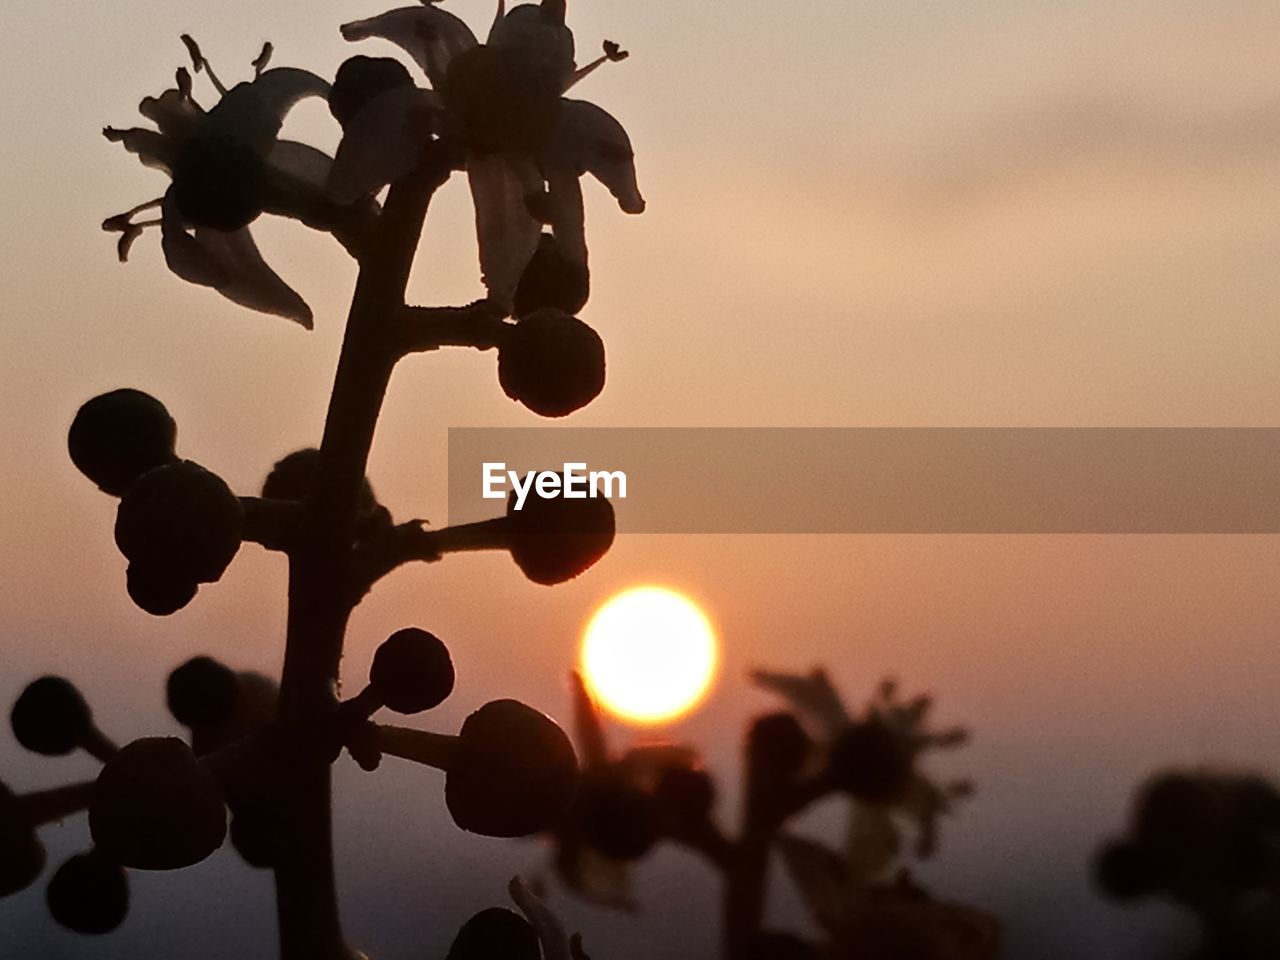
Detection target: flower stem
<box><xmin>272</xmin><ymin>154</ymin><xmax>450</xmax><ymax>960</ymax></box>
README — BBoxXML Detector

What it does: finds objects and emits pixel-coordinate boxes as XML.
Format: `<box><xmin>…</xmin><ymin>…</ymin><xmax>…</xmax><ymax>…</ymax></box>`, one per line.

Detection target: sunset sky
<box><xmin>3</xmin><ymin>0</ymin><xmax>1280</xmax><ymax>957</ymax></box>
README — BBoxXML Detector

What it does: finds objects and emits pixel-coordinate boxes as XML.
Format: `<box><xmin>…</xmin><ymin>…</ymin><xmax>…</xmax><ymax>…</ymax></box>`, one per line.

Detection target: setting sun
<box><xmin>581</xmin><ymin>586</ymin><xmax>719</xmax><ymax>724</ymax></box>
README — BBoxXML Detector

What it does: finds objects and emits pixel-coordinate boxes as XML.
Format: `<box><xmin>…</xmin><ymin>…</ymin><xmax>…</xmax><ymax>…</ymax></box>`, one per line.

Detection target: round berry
<box><xmin>115</xmin><ymin>461</ymin><xmax>242</xmax><ymax>584</ymax></box>
<box><xmin>90</xmin><ymin>737</ymin><xmax>226</xmax><ymax>870</ymax></box>
<box><xmin>498</xmin><ymin>309</ymin><xmax>605</xmax><ymax>418</ymax></box>
<box><xmin>126</xmin><ymin>563</ymin><xmax>199</xmax><ymax>616</ymax></box>
<box><xmin>166</xmin><ymin>657</ymin><xmax>239</xmax><ymax>729</ymax></box>
<box><xmin>11</xmin><ymin>676</ymin><xmax>92</xmax><ymax>756</ymax></box>
<box><xmin>68</xmin><ymin>389</ymin><xmax>177</xmax><ymax>496</ymax></box>
<box><xmin>329</xmin><ymin>55</ymin><xmax>413</xmax><ymax>127</ymax></box>
<box><xmin>506</xmin><ymin>482</ymin><xmax>615</xmax><ymax>585</ymax></box>
<box><xmin>447</xmin><ymin>907</ymin><xmax>540</xmax><ymax>960</ymax></box>
<box><xmin>171</xmin><ymin>135</ymin><xmax>267</xmax><ymax>231</ymax></box>
<box><xmin>828</xmin><ymin>720</ymin><xmax>914</xmax><ymax>803</ymax></box>
<box><xmin>446</xmin><ymin>700</ymin><xmax>579</xmax><ymax>838</ymax></box>
<box><xmin>513</xmin><ymin>233</ymin><xmax>589</xmax><ymax>318</ymax></box>
<box><xmin>370</xmin><ymin>628</ymin><xmax>455</xmax><ymax>715</ymax></box>
<box><xmin>46</xmin><ymin>850</ymin><xmax>129</xmax><ymax>934</ymax></box>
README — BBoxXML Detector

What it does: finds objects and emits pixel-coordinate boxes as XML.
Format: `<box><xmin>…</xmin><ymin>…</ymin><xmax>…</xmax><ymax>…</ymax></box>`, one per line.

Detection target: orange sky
<box><xmin>2</xmin><ymin>1</ymin><xmax>1280</xmax><ymax>957</ymax></box>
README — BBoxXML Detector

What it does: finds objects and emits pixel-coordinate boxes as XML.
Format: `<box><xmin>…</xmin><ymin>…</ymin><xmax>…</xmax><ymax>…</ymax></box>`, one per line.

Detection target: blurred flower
<box><xmin>779</xmin><ymin>838</ymin><xmax>1000</xmax><ymax>960</ymax></box>
<box><xmin>753</xmin><ymin>670</ymin><xmax>973</xmax><ymax>864</ymax></box>
<box><xmin>544</xmin><ymin>672</ymin><xmax>696</xmax><ymax>910</ymax></box>
<box><xmin>1096</xmin><ymin>769</ymin><xmax>1280</xmax><ymax>959</ymax></box>
<box><xmin>338</xmin><ymin>0</ymin><xmax>643</xmax><ymax>310</ymax></box>
<box><xmin>103</xmin><ymin>38</ymin><xmax>334</xmax><ymax>326</ymax></box>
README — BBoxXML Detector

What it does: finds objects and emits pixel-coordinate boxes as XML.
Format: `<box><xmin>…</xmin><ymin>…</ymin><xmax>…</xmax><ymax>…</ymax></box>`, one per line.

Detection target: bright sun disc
<box><xmin>581</xmin><ymin>586</ymin><xmax>718</xmax><ymax>724</ymax></box>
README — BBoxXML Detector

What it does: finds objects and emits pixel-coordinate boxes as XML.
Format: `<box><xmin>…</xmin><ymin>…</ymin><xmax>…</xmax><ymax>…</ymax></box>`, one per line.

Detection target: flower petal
<box><xmin>269</xmin><ymin>140</ymin><xmax>334</xmax><ymax>190</ymax></box>
<box><xmin>104</xmin><ymin>127</ymin><xmax>178</xmax><ymax>173</ymax></box>
<box><xmin>139</xmin><ymin>87</ymin><xmax>204</xmax><ymax>140</ymax></box>
<box><xmin>777</xmin><ymin>833</ymin><xmax>851</xmax><ymax>936</ymax></box>
<box><xmin>544</xmin><ymin>162</ymin><xmax>586</xmax><ymax>269</ymax></box>
<box><xmin>751</xmin><ymin>668</ymin><xmax>850</xmax><ymax>737</ymax></box>
<box><xmin>468</xmin><ymin>151</ymin><xmax>542</xmax><ymax>310</ymax></box>
<box><xmin>160</xmin><ymin>194</ymin><xmax>313</xmax><ymax>327</ymax></box>
<box><xmin>552</xmin><ymin>99</ymin><xmax>644</xmax><ymax>213</ymax></box>
<box><xmin>327</xmin><ymin>86</ymin><xmax>441</xmax><ymax>203</ymax></box>
<box><xmin>570</xmin><ymin>671</ymin><xmax>608</xmax><ymax>768</ymax></box>
<box><xmin>509</xmin><ymin>877</ymin><xmax>572</xmax><ymax>960</ymax></box>
<box><xmin>488</xmin><ymin>4</ymin><xmax>575</xmax><ymax>92</ymax></box>
<box><xmin>341</xmin><ymin>6</ymin><xmax>478</xmax><ymax>89</ymax></box>
<box><xmin>843</xmin><ymin>802</ymin><xmax>901</xmax><ymax>887</ymax></box>
<box><xmin>205</xmin><ymin>68</ymin><xmax>331</xmax><ymax>152</ymax></box>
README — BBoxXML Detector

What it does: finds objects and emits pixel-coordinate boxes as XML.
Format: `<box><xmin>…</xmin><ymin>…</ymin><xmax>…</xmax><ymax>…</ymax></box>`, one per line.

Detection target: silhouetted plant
<box><xmin>8</xmin><ymin>0</ymin><xmax>635</xmax><ymax>955</ymax></box>
<box><xmin>2</xmin><ymin>2</ymin><xmax>1003</xmax><ymax>958</ymax></box>
<box><xmin>1096</xmin><ymin>769</ymin><xmax>1280</xmax><ymax>959</ymax></box>
<box><xmin>542</xmin><ymin>670</ymin><xmax>997</xmax><ymax>960</ymax></box>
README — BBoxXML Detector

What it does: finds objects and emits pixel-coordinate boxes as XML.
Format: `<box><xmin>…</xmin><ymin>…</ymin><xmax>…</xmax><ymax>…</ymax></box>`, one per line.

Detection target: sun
<box><xmin>581</xmin><ymin>586</ymin><xmax>718</xmax><ymax>724</ymax></box>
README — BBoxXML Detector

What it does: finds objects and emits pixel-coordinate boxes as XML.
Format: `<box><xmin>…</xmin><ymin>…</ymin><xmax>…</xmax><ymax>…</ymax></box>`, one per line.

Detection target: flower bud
<box><xmin>498</xmin><ymin>309</ymin><xmax>605</xmax><ymax>418</ymax></box>
<box><xmin>262</xmin><ymin>448</ymin><xmax>388</xmax><ymax>536</ymax></box>
<box><xmin>447</xmin><ymin>907</ymin><xmax>540</xmax><ymax>960</ymax></box>
<box><xmin>329</xmin><ymin>55</ymin><xmax>413</xmax><ymax>128</ymax></box>
<box><xmin>46</xmin><ymin>850</ymin><xmax>129</xmax><ymax>935</ymax></box>
<box><xmin>447</xmin><ymin>700</ymin><xmax>578</xmax><ymax>838</ymax></box>
<box><xmin>828</xmin><ymin>720</ymin><xmax>914</xmax><ymax>804</ymax></box>
<box><xmin>370</xmin><ymin>628</ymin><xmax>455</xmax><ymax>715</ymax></box>
<box><xmin>115</xmin><ymin>461</ymin><xmax>243</xmax><ymax>585</ymax></box>
<box><xmin>513</xmin><ymin>234</ymin><xmax>589</xmax><ymax>318</ymax></box>
<box><xmin>166</xmin><ymin>656</ymin><xmax>239</xmax><ymax>729</ymax></box>
<box><xmin>10</xmin><ymin>677</ymin><xmax>93</xmax><ymax>757</ymax></box>
<box><xmin>171</xmin><ymin>135</ymin><xmax>268</xmax><ymax>231</ymax></box>
<box><xmin>68</xmin><ymin>389</ymin><xmax>177</xmax><ymax>496</ymax></box>
<box><xmin>506</xmin><ymin>481</ymin><xmax>615</xmax><ymax>585</ymax></box>
<box><xmin>0</xmin><ymin>781</ymin><xmax>45</xmax><ymax>897</ymax></box>
<box><xmin>126</xmin><ymin>563</ymin><xmax>199</xmax><ymax>616</ymax></box>
<box><xmin>90</xmin><ymin>737</ymin><xmax>226</xmax><ymax>870</ymax></box>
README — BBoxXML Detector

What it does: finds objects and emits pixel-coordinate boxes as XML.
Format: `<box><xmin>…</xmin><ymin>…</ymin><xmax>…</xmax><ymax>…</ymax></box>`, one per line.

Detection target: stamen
<box><xmin>565</xmin><ymin>41</ymin><xmax>629</xmax><ymax>90</ymax></box>
<box><xmin>101</xmin><ymin>198</ymin><xmax>164</xmax><ymax>229</ymax></box>
<box><xmin>490</xmin><ymin>0</ymin><xmax>506</xmax><ymax>36</ymax></box>
<box><xmin>180</xmin><ymin>34</ymin><xmax>228</xmax><ymax>96</ymax></box>
<box><xmin>116</xmin><ymin>226</ymin><xmax>144</xmax><ymax>262</ymax></box>
<box><xmin>103</xmin><ymin>202</ymin><xmax>164</xmax><ymax>263</ymax></box>
<box><xmin>176</xmin><ymin>67</ymin><xmax>193</xmax><ymax>100</ymax></box>
<box><xmin>251</xmin><ymin>42</ymin><xmax>274</xmax><ymax>78</ymax></box>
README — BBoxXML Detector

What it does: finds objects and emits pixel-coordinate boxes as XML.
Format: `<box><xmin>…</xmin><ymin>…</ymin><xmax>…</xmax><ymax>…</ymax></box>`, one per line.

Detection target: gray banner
<box><xmin>446</xmin><ymin>428</ymin><xmax>1280</xmax><ymax>533</ymax></box>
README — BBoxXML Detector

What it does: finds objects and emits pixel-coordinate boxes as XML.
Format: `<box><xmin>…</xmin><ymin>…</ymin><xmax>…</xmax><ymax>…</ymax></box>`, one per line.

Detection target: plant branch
<box><xmin>391</xmin><ymin>301</ymin><xmax>511</xmax><ymax>358</ymax></box>
<box><xmin>239</xmin><ymin>497</ymin><xmax>306</xmax><ymax>552</ymax></box>
<box><xmin>272</xmin><ymin>146</ymin><xmax>452</xmax><ymax>960</ymax></box>
<box><xmin>348</xmin><ymin>517</ymin><xmax>511</xmax><ymax>602</ymax></box>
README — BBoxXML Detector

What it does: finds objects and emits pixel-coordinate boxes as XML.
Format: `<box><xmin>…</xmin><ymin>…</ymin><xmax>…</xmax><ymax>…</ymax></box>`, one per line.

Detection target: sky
<box><xmin>2</xmin><ymin>0</ymin><xmax>1280</xmax><ymax>957</ymax></box>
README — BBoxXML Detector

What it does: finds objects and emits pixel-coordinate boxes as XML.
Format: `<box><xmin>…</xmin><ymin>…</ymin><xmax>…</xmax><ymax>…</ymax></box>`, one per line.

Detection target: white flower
<box><xmin>336</xmin><ymin>0</ymin><xmax>643</xmax><ymax>311</ymax></box>
<box><xmin>104</xmin><ymin>38</ymin><xmax>333</xmax><ymax>327</ymax></box>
